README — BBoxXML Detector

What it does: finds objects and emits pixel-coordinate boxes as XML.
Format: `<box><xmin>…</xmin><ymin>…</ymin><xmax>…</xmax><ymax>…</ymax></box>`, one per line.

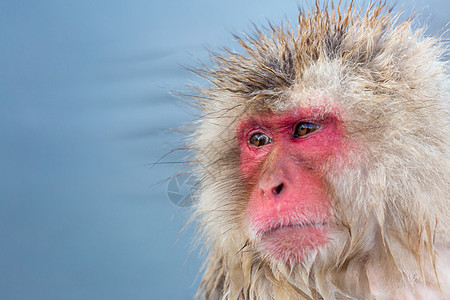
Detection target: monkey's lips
<box><xmin>258</xmin><ymin>222</ymin><xmax>329</xmax><ymax>263</ymax></box>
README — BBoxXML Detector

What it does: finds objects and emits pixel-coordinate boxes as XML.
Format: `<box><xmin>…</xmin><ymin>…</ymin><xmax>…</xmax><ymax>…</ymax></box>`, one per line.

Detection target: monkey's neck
<box><xmin>367</xmin><ymin>245</ymin><xmax>449</xmax><ymax>300</ymax></box>
<box><xmin>198</xmin><ymin>243</ymin><xmax>448</xmax><ymax>300</ymax></box>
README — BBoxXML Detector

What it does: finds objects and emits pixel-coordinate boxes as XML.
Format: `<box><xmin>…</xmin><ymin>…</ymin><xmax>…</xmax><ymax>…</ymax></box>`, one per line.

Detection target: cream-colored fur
<box><xmin>187</xmin><ymin>2</ymin><xmax>449</xmax><ymax>299</ymax></box>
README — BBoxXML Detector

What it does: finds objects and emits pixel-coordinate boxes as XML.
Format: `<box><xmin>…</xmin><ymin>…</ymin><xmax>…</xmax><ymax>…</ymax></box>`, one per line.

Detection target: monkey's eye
<box><xmin>294</xmin><ymin>122</ymin><xmax>320</xmax><ymax>138</ymax></box>
<box><xmin>249</xmin><ymin>133</ymin><xmax>272</xmax><ymax>147</ymax></box>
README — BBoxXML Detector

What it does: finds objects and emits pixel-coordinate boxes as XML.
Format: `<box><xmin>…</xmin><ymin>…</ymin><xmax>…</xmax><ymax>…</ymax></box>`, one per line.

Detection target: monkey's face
<box><xmin>192</xmin><ymin>3</ymin><xmax>449</xmax><ymax>297</ymax></box>
<box><xmin>237</xmin><ymin>105</ymin><xmax>350</xmax><ymax>264</ymax></box>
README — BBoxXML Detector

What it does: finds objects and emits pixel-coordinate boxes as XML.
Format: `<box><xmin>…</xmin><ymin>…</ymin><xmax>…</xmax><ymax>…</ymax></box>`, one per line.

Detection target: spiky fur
<box><xmin>188</xmin><ymin>2</ymin><xmax>449</xmax><ymax>299</ymax></box>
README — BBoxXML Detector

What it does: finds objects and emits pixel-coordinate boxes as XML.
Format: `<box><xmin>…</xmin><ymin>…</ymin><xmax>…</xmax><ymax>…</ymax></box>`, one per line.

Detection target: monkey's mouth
<box><xmin>261</xmin><ymin>222</ymin><xmax>328</xmax><ymax>237</ymax></box>
<box><xmin>257</xmin><ymin>222</ymin><xmax>329</xmax><ymax>263</ymax></box>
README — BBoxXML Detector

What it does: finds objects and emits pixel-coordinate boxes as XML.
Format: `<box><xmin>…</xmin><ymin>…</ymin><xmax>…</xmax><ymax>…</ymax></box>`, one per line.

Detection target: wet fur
<box><xmin>187</xmin><ymin>2</ymin><xmax>449</xmax><ymax>299</ymax></box>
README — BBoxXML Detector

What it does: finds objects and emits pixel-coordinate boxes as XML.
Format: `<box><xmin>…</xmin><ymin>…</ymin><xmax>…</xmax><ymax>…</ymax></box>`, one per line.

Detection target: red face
<box><xmin>237</xmin><ymin>107</ymin><xmax>347</xmax><ymax>263</ymax></box>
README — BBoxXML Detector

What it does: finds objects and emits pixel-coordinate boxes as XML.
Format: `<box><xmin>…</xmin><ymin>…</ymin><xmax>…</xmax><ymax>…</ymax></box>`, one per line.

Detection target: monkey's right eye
<box><xmin>249</xmin><ymin>133</ymin><xmax>272</xmax><ymax>147</ymax></box>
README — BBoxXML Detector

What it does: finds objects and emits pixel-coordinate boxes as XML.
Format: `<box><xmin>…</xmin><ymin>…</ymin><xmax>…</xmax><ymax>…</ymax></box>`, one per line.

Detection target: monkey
<box><xmin>185</xmin><ymin>2</ymin><xmax>449</xmax><ymax>299</ymax></box>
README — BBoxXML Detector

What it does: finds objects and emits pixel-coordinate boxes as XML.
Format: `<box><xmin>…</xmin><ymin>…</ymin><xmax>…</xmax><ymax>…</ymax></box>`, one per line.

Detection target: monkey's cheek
<box><xmin>259</xmin><ymin>226</ymin><xmax>328</xmax><ymax>264</ymax></box>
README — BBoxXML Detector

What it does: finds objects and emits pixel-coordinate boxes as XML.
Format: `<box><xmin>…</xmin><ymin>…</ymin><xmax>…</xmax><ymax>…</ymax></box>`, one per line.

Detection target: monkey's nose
<box><xmin>258</xmin><ymin>161</ymin><xmax>290</xmax><ymax>199</ymax></box>
<box><xmin>261</xmin><ymin>182</ymin><xmax>285</xmax><ymax>199</ymax></box>
<box><xmin>272</xmin><ymin>183</ymin><xmax>284</xmax><ymax>195</ymax></box>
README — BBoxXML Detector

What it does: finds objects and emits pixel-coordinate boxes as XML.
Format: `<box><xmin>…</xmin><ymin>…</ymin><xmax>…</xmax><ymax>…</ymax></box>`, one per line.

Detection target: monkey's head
<box><xmin>188</xmin><ymin>3</ymin><xmax>449</xmax><ymax>299</ymax></box>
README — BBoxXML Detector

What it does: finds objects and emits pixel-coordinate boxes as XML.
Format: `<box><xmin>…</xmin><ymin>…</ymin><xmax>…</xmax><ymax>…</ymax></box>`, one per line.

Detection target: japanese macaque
<box><xmin>187</xmin><ymin>2</ymin><xmax>449</xmax><ymax>299</ymax></box>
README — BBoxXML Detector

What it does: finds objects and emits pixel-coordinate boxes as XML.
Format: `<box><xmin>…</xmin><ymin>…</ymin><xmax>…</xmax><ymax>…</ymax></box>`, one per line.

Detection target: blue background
<box><xmin>0</xmin><ymin>1</ymin><xmax>447</xmax><ymax>299</ymax></box>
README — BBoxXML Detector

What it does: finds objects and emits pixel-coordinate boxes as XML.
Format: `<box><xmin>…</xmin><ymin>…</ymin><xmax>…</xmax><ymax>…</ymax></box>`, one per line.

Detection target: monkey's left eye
<box><xmin>294</xmin><ymin>122</ymin><xmax>320</xmax><ymax>138</ymax></box>
<box><xmin>249</xmin><ymin>133</ymin><xmax>272</xmax><ymax>147</ymax></box>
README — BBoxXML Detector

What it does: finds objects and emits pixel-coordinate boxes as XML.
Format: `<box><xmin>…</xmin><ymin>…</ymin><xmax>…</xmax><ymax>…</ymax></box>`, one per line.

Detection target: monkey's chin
<box><xmin>259</xmin><ymin>225</ymin><xmax>328</xmax><ymax>264</ymax></box>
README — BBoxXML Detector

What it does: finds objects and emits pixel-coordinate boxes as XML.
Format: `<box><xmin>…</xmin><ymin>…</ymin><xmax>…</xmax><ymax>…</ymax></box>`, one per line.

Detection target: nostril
<box><xmin>272</xmin><ymin>183</ymin><xmax>283</xmax><ymax>195</ymax></box>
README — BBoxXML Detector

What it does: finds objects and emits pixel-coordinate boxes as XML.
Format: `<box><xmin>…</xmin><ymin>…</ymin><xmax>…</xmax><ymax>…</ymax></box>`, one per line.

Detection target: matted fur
<box><xmin>187</xmin><ymin>2</ymin><xmax>449</xmax><ymax>299</ymax></box>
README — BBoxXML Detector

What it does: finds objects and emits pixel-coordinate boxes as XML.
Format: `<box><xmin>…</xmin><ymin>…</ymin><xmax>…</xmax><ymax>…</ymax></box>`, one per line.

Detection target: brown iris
<box><xmin>294</xmin><ymin>122</ymin><xmax>320</xmax><ymax>138</ymax></box>
<box><xmin>249</xmin><ymin>133</ymin><xmax>272</xmax><ymax>147</ymax></box>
